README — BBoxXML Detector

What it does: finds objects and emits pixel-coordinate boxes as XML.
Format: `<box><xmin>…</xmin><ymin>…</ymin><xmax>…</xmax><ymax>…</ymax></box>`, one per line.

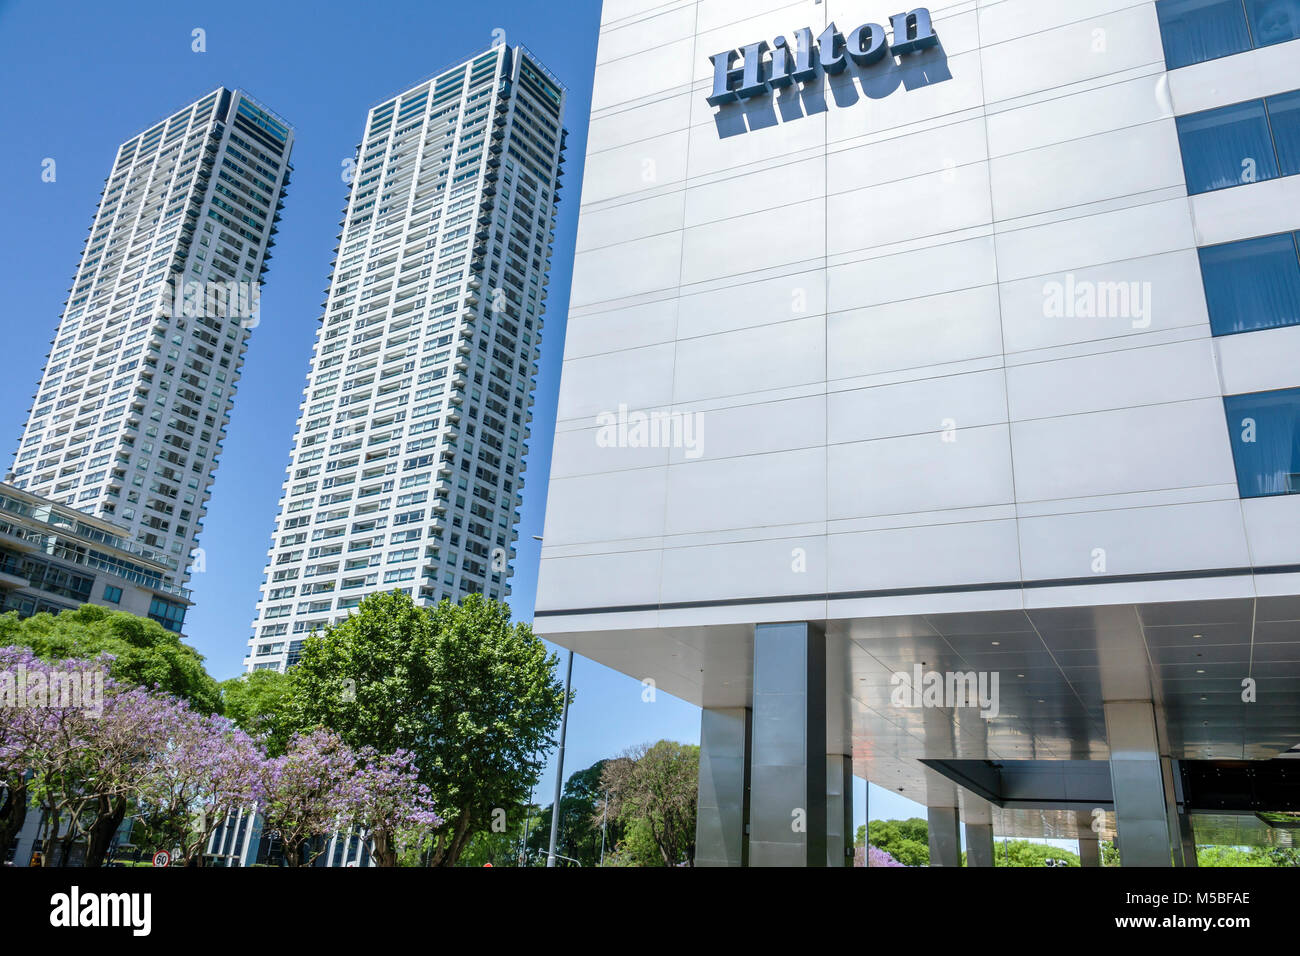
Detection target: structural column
<box><xmin>1078</xmin><ymin>835</ymin><xmax>1101</xmax><ymax>867</ymax></box>
<box><xmin>694</xmin><ymin>707</ymin><xmax>752</xmax><ymax>867</ymax></box>
<box><xmin>1104</xmin><ymin>700</ymin><xmax>1173</xmax><ymax>866</ymax></box>
<box><xmin>1161</xmin><ymin>756</ymin><xmax>1198</xmax><ymax>867</ymax></box>
<box><xmin>964</xmin><ymin>797</ymin><xmax>996</xmax><ymax>868</ymax></box>
<box><xmin>927</xmin><ymin>806</ymin><xmax>962</xmax><ymax>867</ymax></box>
<box><xmin>1176</xmin><ymin>809</ymin><xmax>1199</xmax><ymax>868</ymax></box>
<box><xmin>1073</xmin><ymin>810</ymin><xmax>1101</xmax><ymax>866</ymax></box>
<box><xmin>826</xmin><ymin>754</ymin><xmax>853</xmax><ymax>867</ymax></box>
<box><xmin>749</xmin><ymin>622</ymin><xmax>827</xmax><ymax>866</ymax></box>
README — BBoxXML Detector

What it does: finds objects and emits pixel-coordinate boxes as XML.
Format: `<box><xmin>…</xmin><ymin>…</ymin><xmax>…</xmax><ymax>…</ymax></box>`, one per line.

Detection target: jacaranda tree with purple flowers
<box><xmin>258</xmin><ymin>728</ymin><xmax>361</xmax><ymax>867</ymax></box>
<box><xmin>4</xmin><ymin>640</ymin><xmax>449</xmax><ymax>868</ymax></box>
<box><xmin>350</xmin><ymin>747</ymin><xmax>442</xmax><ymax>867</ymax></box>
<box><xmin>0</xmin><ymin>646</ymin><xmax>66</xmax><ymax>856</ymax></box>
<box><xmin>133</xmin><ymin>707</ymin><xmax>265</xmax><ymax>866</ymax></box>
<box><xmin>25</xmin><ymin>678</ymin><xmax>182</xmax><ymax>866</ymax></box>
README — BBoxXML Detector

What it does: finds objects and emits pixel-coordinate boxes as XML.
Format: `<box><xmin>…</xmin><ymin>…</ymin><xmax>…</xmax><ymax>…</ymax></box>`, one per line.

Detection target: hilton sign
<box><xmin>706</xmin><ymin>7</ymin><xmax>939</xmax><ymax>106</ymax></box>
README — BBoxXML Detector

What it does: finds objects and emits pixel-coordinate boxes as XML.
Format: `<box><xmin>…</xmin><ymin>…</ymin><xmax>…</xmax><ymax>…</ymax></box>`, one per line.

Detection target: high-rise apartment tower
<box><xmin>8</xmin><ymin>88</ymin><xmax>293</xmax><ymax>607</ymax></box>
<box><xmin>247</xmin><ymin>46</ymin><xmax>565</xmax><ymax>671</ymax></box>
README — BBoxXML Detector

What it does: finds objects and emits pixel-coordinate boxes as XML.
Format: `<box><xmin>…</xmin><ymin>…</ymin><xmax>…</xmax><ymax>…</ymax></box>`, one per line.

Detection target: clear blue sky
<box><xmin>0</xmin><ymin>0</ymin><xmax>930</xmax><ymax>829</ymax></box>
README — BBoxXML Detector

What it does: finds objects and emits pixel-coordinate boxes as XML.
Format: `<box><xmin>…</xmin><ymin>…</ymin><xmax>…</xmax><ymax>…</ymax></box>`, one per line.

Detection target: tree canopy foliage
<box><xmin>0</xmin><ymin>605</ymin><xmax>221</xmax><ymax>713</ymax></box>
<box><xmin>599</xmin><ymin>740</ymin><xmax>699</xmax><ymax>867</ymax></box>
<box><xmin>280</xmin><ymin>591</ymin><xmax>564</xmax><ymax>866</ymax></box>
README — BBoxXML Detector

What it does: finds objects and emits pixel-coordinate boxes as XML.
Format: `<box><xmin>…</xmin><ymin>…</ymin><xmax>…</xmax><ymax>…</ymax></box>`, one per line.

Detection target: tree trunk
<box><xmin>59</xmin><ymin>827</ymin><xmax>76</xmax><ymax>867</ymax></box>
<box><xmin>446</xmin><ymin>807</ymin><xmax>476</xmax><ymax>866</ymax></box>
<box><xmin>371</xmin><ymin>829</ymin><xmax>397</xmax><ymax>867</ymax></box>
<box><xmin>84</xmin><ymin>795</ymin><xmax>127</xmax><ymax>868</ymax></box>
<box><xmin>40</xmin><ymin>805</ymin><xmax>60</xmax><ymax>864</ymax></box>
<box><xmin>429</xmin><ymin>806</ymin><xmax>472</xmax><ymax>866</ymax></box>
<box><xmin>0</xmin><ymin>778</ymin><xmax>28</xmax><ymax>859</ymax></box>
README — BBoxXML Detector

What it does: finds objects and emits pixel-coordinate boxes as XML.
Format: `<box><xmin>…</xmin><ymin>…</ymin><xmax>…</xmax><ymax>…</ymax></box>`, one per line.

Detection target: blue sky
<box><xmin>0</xmin><ymin>0</ymin><xmax>934</xmax><ymax>831</ymax></box>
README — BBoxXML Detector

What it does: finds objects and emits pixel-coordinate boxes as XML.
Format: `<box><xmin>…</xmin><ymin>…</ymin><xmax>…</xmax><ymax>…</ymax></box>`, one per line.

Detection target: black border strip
<box><xmin>532</xmin><ymin>563</ymin><xmax>1300</xmax><ymax>618</ymax></box>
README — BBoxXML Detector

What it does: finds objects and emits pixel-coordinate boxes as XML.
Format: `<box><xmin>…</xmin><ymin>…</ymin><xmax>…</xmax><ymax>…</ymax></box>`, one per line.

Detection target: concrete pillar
<box><xmin>750</xmin><ymin>621</ymin><xmax>826</xmax><ymax>866</ymax></box>
<box><xmin>861</xmin><ymin>778</ymin><xmax>869</xmax><ymax>866</ymax></box>
<box><xmin>965</xmin><ymin>823</ymin><xmax>995</xmax><ymax>867</ymax></box>
<box><xmin>927</xmin><ymin>806</ymin><xmax>961</xmax><ymax>867</ymax></box>
<box><xmin>1177</xmin><ymin>811</ymin><xmax>1199</xmax><ymax>868</ymax></box>
<box><xmin>695</xmin><ymin>707</ymin><xmax>752</xmax><ymax>867</ymax></box>
<box><xmin>1078</xmin><ymin>835</ymin><xmax>1101</xmax><ymax>867</ymax></box>
<box><xmin>963</xmin><ymin>796</ymin><xmax>995</xmax><ymax>867</ymax></box>
<box><xmin>1104</xmin><ymin>700</ymin><xmax>1172</xmax><ymax>866</ymax></box>
<box><xmin>826</xmin><ymin>754</ymin><xmax>853</xmax><ymax>867</ymax></box>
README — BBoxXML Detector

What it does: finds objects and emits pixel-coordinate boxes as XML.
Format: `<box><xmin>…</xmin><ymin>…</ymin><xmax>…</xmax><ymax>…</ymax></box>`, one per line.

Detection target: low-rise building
<box><xmin>0</xmin><ymin>481</ymin><xmax>190</xmax><ymax>634</ymax></box>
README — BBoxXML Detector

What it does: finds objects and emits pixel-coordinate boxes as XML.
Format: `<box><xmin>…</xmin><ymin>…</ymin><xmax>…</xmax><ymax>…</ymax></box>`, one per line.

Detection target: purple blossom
<box><xmin>854</xmin><ymin>844</ymin><xmax>907</xmax><ymax>867</ymax></box>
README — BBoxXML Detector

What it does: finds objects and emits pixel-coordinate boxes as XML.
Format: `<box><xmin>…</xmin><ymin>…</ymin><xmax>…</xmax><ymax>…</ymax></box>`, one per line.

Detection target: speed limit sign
<box><xmin>152</xmin><ymin>850</ymin><xmax>171</xmax><ymax>868</ymax></box>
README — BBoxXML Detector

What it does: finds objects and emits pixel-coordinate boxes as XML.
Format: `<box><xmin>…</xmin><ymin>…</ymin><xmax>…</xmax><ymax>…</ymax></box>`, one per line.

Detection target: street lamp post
<box><xmin>599</xmin><ymin>790</ymin><xmax>609</xmax><ymax>866</ymax></box>
<box><xmin>546</xmin><ymin>648</ymin><xmax>574</xmax><ymax>868</ymax></box>
<box><xmin>519</xmin><ymin>779</ymin><xmax>535</xmax><ymax>867</ymax></box>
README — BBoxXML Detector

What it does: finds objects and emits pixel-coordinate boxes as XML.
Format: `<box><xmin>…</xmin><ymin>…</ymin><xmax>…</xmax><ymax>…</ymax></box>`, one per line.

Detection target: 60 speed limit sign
<box><xmin>152</xmin><ymin>850</ymin><xmax>170</xmax><ymax>868</ymax></box>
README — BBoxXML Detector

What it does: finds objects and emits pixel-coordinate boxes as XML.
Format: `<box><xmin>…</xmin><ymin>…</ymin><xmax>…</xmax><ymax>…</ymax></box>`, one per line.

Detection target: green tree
<box><xmin>0</xmin><ymin>604</ymin><xmax>221</xmax><ymax>712</ymax></box>
<box><xmin>220</xmin><ymin>669</ymin><xmax>294</xmax><ymax>755</ymax></box>
<box><xmin>1263</xmin><ymin>846</ymin><xmax>1300</xmax><ymax>867</ymax></box>
<box><xmin>524</xmin><ymin>760</ymin><xmax>619</xmax><ymax>866</ymax></box>
<box><xmin>599</xmin><ymin>741</ymin><xmax>699</xmax><ymax>867</ymax></box>
<box><xmin>987</xmin><ymin>839</ymin><xmax>1079</xmax><ymax>867</ymax></box>
<box><xmin>602</xmin><ymin>817</ymin><xmax>663</xmax><ymax>867</ymax></box>
<box><xmin>458</xmin><ymin>803</ymin><xmax>543</xmax><ymax>867</ymax></box>
<box><xmin>0</xmin><ymin>605</ymin><xmax>222</xmax><ymax>857</ymax></box>
<box><xmin>284</xmin><ymin>591</ymin><xmax>564</xmax><ymax>866</ymax></box>
<box><xmin>1194</xmin><ymin>845</ymin><xmax>1300</xmax><ymax>867</ymax></box>
<box><xmin>868</xmin><ymin>818</ymin><xmax>931</xmax><ymax>867</ymax></box>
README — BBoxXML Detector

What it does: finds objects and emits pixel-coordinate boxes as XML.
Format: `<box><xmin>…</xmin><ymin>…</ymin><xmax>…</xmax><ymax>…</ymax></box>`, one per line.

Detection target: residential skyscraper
<box><xmin>7</xmin><ymin>88</ymin><xmax>294</xmax><ymax>604</ymax></box>
<box><xmin>247</xmin><ymin>46</ymin><xmax>566</xmax><ymax>672</ymax></box>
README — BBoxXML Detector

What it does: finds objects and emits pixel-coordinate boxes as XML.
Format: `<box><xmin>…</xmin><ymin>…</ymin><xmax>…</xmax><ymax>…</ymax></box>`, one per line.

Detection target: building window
<box><xmin>148</xmin><ymin>597</ymin><xmax>187</xmax><ymax>633</ymax></box>
<box><xmin>1157</xmin><ymin>0</ymin><xmax>1254</xmax><ymax>68</ymax></box>
<box><xmin>1176</xmin><ymin>92</ymin><xmax>1300</xmax><ymax>194</ymax></box>
<box><xmin>1200</xmin><ymin>231</ymin><xmax>1300</xmax><ymax>334</ymax></box>
<box><xmin>1272</xmin><ymin>89</ymin><xmax>1300</xmax><ymax>174</ymax></box>
<box><xmin>1224</xmin><ymin>387</ymin><xmax>1300</xmax><ymax>496</ymax></box>
<box><xmin>1157</xmin><ymin>0</ymin><xmax>1300</xmax><ymax>70</ymax></box>
<box><xmin>102</xmin><ymin>585</ymin><xmax>123</xmax><ymax>604</ymax></box>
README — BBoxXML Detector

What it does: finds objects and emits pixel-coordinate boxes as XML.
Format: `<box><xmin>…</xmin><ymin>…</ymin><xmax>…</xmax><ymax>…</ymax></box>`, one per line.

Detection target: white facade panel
<box><xmin>536</xmin><ymin>0</ymin><xmax>1300</xmax><ymax>637</ymax></box>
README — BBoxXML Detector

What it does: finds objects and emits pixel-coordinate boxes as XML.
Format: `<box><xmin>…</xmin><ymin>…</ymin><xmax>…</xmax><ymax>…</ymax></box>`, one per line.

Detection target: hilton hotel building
<box><xmin>535</xmin><ymin>0</ymin><xmax>1300</xmax><ymax>865</ymax></box>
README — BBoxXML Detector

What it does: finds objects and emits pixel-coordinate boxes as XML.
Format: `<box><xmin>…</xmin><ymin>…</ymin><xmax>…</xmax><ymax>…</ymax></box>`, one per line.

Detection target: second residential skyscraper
<box><xmin>8</xmin><ymin>88</ymin><xmax>293</xmax><ymax>595</ymax></box>
<box><xmin>248</xmin><ymin>45</ymin><xmax>566</xmax><ymax>670</ymax></box>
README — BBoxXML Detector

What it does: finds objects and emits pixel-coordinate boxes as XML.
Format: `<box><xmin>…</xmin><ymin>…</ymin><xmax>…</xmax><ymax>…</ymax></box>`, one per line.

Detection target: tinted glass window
<box><xmin>1224</xmin><ymin>388</ymin><xmax>1300</xmax><ymax>497</ymax></box>
<box><xmin>1266</xmin><ymin>90</ymin><xmax>1300</xmax><ymax>176</ymax></box>
<box><xmin>1157</xmin><ymin>0</ymin><xmax>1253</xmax><ymax>68</ymax></box>
<box><xmin>1200</xmin><ymin>232</ymin><xmax>1300</xmax><ymax>334</ymax></box>
<box><xmin>1246</xmin><ymin>0</ymin><xmax>1300</xmax><ymax>46</ymax></box>
<box><xmin>1177</xmin><ymin>99</ymin><xmax>1279</xmax><ymax>193</ymax></box>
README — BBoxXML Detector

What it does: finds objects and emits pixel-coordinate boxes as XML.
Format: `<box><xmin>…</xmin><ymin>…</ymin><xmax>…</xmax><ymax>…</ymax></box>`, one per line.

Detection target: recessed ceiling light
<box><xmin>991</xmin><ymin>641</ymin><xmax>1000</xmax><ymax>646</ymax></box>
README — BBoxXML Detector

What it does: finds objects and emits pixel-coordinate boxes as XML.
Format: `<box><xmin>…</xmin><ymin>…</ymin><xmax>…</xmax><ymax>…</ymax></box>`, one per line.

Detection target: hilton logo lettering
<box><xmin>706</xmin><ymin>7</ymin><xmax>939</xmax><ymax>107</ymax></box>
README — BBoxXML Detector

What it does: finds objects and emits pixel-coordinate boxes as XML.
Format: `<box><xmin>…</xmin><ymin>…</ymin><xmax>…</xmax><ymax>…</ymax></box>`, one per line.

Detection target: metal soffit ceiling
<box><xmin>543</xmin><ymin>596</ymin><xmax>1300</xmax><ymax>837</ymax></box>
